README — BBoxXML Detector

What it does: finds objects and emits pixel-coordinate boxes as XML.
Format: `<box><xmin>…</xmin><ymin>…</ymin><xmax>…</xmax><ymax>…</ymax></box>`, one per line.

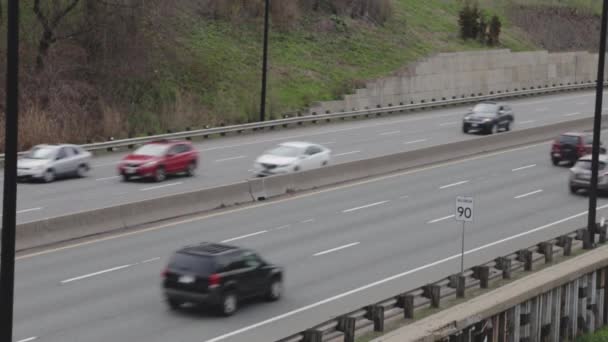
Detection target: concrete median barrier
<box><xmin>15</xmin><ymin>117</ymin><xmax>599</xmax><ymax>251</ymax></box>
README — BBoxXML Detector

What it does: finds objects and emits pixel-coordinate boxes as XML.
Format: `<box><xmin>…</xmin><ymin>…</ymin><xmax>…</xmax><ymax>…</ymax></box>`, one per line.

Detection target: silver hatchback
<box><xmin>569</xmin><ymin>154</ymin><xmax>608</xmax><ymax>194</ymax></box>
<box><xmin>17</xmin><ymin>144</ymin><xmax>92</xmax><ymax>182</ymax></box>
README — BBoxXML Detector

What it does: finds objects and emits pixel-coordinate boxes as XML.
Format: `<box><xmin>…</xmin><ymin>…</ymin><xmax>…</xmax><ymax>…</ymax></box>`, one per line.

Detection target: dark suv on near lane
<box><xmin>462</xmin><ymin>101</ymin><xmax>514</xmax><ymax>134</ymax></box>
<box><xmin>162</xmin><ymin>242</ymin><xmax>283</xmax><ymax>316</ymax></box>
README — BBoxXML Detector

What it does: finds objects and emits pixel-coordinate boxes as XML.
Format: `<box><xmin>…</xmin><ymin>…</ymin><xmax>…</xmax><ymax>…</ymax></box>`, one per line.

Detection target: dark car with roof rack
<box><xmin>462</xmin><ymin>101</ymin><xmax>514</xmax><ymax>134</ymax></box>
<box><xmin>161</xmin><ymin>242</ymin><xmax>283</xmax><ymax>316</ymax></box>
<box><xmin>551</xmin><ymin>132</ymin><xmax>606</xmax><ymax>166</ymax></box>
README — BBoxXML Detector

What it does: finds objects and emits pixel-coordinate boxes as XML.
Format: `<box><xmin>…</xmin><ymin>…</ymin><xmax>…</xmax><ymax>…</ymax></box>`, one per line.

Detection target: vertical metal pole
<box><xmin>461</xmin><ymin>221</ymin><xmax>465</xmax><ymax>274</ymax></box>
<box><xmin>0</xmin><ymin>0</ymin><xmax>20</xmax><ymax>339</ymax></box>
<box><xmin>259</xmin><ymin>0</ymin><xmax>270</xmax><ymax>122</ymax></box>
<box><xmin>588</xmin><ymin>0</ymin><xmax>608</xmax><ymax>249</ymax></box>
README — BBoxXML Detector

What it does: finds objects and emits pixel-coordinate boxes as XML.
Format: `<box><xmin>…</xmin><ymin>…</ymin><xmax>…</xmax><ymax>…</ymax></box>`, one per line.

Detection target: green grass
<box><xmin>577</xmin><ymin>327</ymin><xmax>608</xmax><ymax>341</ymax></box>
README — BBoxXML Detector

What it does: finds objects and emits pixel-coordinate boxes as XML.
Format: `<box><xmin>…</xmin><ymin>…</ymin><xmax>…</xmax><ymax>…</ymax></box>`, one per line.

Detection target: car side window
<box><xmin>168</xmin><ymin>145</ymin><xmax>180</xmax><ymax>156</ymax></box>
<box><xmin>242</xmin><ymin>252</ymin><xmax>262</xmax><ymax>268</ymax></box>
<box><xmin>56</xmin><ymin>148</ymin><xmax>68</xmax><ymax>160</ymax></box>
<box><xmin>71</xmin><ymin>147</ymin><xmax>80</xmax><ymax>155</ymax></box>
<box><xmin>179</xmin><ymin>144</ymin><xmax>190</xmax><ymax>153</ymax></box>
<box><xmin>305</xmin><ymin>146</ymin><xmax>321</xmax><ymax>155</ymax></box>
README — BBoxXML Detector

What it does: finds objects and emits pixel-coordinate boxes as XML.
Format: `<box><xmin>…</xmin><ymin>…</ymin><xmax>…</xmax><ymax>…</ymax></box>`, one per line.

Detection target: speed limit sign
<box><xmin>455</xmin><ymin>196</ymin><xmax>474</xmax><ymax>222</ymax></box>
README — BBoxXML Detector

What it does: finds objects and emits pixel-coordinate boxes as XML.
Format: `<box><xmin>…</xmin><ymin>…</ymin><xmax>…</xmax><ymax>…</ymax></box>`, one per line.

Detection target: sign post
<box><xmin>455</xmin><ymin>196</ymin><xmax>474</xmax><ymax>274</ymax></box>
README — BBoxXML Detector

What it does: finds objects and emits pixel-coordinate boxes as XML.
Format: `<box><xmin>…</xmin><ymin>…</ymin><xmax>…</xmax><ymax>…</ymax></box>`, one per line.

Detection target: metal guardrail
<box><xmin>1</xmin><ymin>81</ymin><xmax>605</xmax><ymax>160</ymax></box>
<box><xmin>276</xmin><ymin>224</ymin><xmax>608</xmax><ymax>342</ymax></box>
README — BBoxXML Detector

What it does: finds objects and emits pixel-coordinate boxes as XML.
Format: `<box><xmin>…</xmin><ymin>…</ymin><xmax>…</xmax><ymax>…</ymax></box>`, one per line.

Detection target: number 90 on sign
<box><xmin>455</xmin><ymin>196</ymin><xmax>474</xmax><ymax>222</ymax></box>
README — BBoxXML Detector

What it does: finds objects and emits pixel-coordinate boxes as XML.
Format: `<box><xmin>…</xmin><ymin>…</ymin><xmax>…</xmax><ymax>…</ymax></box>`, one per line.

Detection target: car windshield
<box><xmin>134</xmin><ymin>144</ymin><xmax>169</xmax><ymax>157</ymax></box>
<box><xmin>267</xmin><ymin>145</ymin><xmax>301</xmax><ymax>157</ymax></box>
<box><xmin>559</xmin><ymin>135</ymin><xmax>580</xmax><ymax>145</ymax></box>
<box><xmin>25</xmin><ymin>146</ymin><xmax>57</xmax><ymax>160</ymax></box>
<box><xmin>575</xmin><ymin>160</ymin><xmax>606</xmax><ymax>171</ymax></box>
<box><xmin>472</xmin><ymin>104</ymin><xmax>498</xmax><ymax>116</ymax></box>
<box><xmin>169</xmin><ymin>253</ymin><xmax>215</xmax><ymax>275</ymax></box>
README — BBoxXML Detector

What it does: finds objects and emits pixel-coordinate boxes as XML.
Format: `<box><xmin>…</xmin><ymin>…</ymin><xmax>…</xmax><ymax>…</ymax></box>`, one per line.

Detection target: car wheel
<box><xmin>570</xmin><ymin>185</ymin><xmax>579</xmax><ymax>194</ymax></box>
<box><xmin>76</xmin><ymin>164</ymin><xmax>88</xmax><ymax>178</ymax></box>
<box><xmin>505</xmin><ymin>122</ymin><xmax>511</xmax><ymax>132</ymax></box>
<box><xmin>491</xmin><ymin>124</ymin><xmax>498</xmax><ymax>134</ymax></box>
<box><xmin>167</xmin><ymin>298</ymin><xmax>182</xmax><ymax>310</ymax></box>
<box><xmin>154</xmin><ymin>167</ymin><xmax>166</xmax><ymax>182</ymax></box>
<box><xmin>43</xmin><ymin>169</ymin><xmax>55</xmax><ymax>183</ymax></box>
<box><xmin>552</xmin><ymin>158</ymin><xmax>560</xmax><ymax>166</ymax></box>
<box><xmin>122</xmin><ymin>174</ymin><xmax>131</xmax><ymax>182</ymax></box>
<box><xmin>219</xmin><ymin>292</ymin><xmax>238</xmax><ymax>316</ymax></box>
<box><xmin>294</xmin><ymin>166</ymin><xmax>300</xmax><ymax>172</ymax></box>
<box><xmin>462</xmin><ymin>125</ymin><xmax>469</xmax><ymax>134</ymax></box>
<box><xmin>186</xmin><ymin>162</ymin><xmax>196</xmax><ymax>177</ymax></box>
<box><xmin>322</xmin><ymin>160</ymin><xmax>328</xmax><ymax>166</ymax></box>
<box><xmin>266</xmin><ymin>278</ymin><xmax>282</xmax><ymax>301</ymax></box>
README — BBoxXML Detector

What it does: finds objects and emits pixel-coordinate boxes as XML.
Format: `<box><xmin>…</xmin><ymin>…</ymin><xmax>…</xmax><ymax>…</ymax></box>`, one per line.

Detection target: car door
<box><xmin>176</xmin><ymin>144</ymin><xmax>191</xmax><ymax>172</ymax></box>
<box><xmin>234</xmin><ymin>251</ymin><xmax>268</xmax><ymax>297</ymax></box>
<box><xmin>302</xmin><ymin>146</ymin><xmax>319</xmax><ymax>170</ymax></box>
<box><xmin>53</xmin><ymin>147</ymin><xmax>71</xmax><ymax>175</ymax></box>
<box><xmin>497</xmin><ymin>106</ymin><xmax>506</xmax><ymax>127</ymax></box>
<box><xmin>67</xmin><ymin>146</ymin><xmax>83</xmax><ymax>173</ymax></box>
<box><xmin>165</xmin><ymin>145</ymin><xmax>181</xmax><ymax>174</ymax></box>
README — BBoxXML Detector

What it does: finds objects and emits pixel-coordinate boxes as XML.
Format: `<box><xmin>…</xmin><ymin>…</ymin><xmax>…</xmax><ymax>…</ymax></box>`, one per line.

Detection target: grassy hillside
<box><xmin>0</xmin><ymin>0</ymin><xmax>598</xmax><ymax>149</ymax></box>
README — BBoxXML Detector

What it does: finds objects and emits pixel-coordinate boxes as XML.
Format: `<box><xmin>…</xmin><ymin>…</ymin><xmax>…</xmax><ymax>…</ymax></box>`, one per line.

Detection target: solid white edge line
<box><xmin>17</xmin><ymin>337</ymin><xmax>38</xmax><ymax>342</ymax></box>
<box><xmin>300</xmin><ymin>219</ymin><xmax>315</xmax><ymax>224</ymax></box>
<box><xmin>439</xmin><ymin>180</ymin><xmax>469</xmax><ymax>189</ymax></box>
<box><xmin>215</xmin><ymin>155</ymin><xmax>246</xmax><ymax>163</ymax></box>
<box><xmin>380</xmin><ymin>130</ymin><xmax>400</xmax><ymax>136</ymax></box>
<box><xmin>512</xmin><ymin>164</ymin><xmax>537</xmax><ymax>172</ymax></box>
<box><xmin>342</xmin><ymin>201</ymin><xmax>389</xmax><ymax>213</ymax></box>
<box><xmin>16</xmin><ymin>207</ymin><xmax>43</xmax><ymax>214</ymax></box>
<box><xmin>96</xmin><ymin>176</ymin><xmax>120</xmax><ymax>181</ymax></box>
<box><xmin>274</xmin><ymin>224</ymin><xmax>292</xmax><ymax>231</ymax></box>
<box><xmin>403</xmin><ymin>139</ymin><xmax>427</xmax><ymax>145</ymax></box>
<box><xmin>141</xmin><ymin>257</ymin><xmax>161</xmax><ymax>264</ymax></box>
<box><xmin>428</xmin><ymin>215</ymin><xmax>455</xmax><ymax>224</ymax></box>
<box><xmin>515</xmin><ymin>189</ymin><xmax>543</xmax><ymax>199</ymax></box>
<box><xmin>139</xmin><ymin>182</ymin><xmax>182</xmax><ymax>192</ymax></box>
<box><xmin>203</xmin><ymin>203</ymin><xmax>608</xmax><ymax>342</ymax></box>
<box><xmin>334</xmin><ymin>151</ymin><xmax>361</xmax><ymax>157</ymax></box>
<box><xmin>221</xmin><ymin>230</ymin><xmax>268</xmax><ymax>243</ymax></box>
<box><xmin>314</xmin><ymin>242</ymin><xmax>360</xmax><ymax>256</ymax></box>
<box><xmin>61</xmin><ymin>264</ymin><xmax>133</xmax><ymax>284</ymax></box>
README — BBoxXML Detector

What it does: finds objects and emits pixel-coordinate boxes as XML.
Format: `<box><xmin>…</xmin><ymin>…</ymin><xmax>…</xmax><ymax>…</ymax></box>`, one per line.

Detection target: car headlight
<box><xmin>483</xmin><ymin>118</ymin><xmax>492</xmax><ymax>122</ymax></box>
<box><xmin>142</xmin><ymin>161</ymin><xmax>157</xmax><ymax>168</ymax></box>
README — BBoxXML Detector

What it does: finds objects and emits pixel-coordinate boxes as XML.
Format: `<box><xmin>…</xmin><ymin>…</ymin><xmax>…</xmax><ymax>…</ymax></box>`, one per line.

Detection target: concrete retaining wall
<box><xmin>310</xmin><ymin>49</ymin><xmax>607</xmax><ymax>114</ymax></box>
<box><xmin>15</xmin><ymin>117</ymin><xmax>598</xmax><ymax>251</ymax></box>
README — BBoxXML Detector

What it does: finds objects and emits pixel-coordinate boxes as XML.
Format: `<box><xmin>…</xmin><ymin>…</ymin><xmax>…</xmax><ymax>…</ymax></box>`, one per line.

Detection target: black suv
<box><xmin>162</xmin><ymin>242</ymin><xmax>283</xmax><ymax>316</ymax></box>
<box><xmin>462</xmin><ymin>101</ymin><xmax>514</xmax><ymax>134</ymax></box>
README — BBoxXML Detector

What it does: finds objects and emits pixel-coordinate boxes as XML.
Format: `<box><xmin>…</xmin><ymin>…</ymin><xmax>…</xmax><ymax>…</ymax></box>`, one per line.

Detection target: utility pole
<box><xmin>0</xmin><ymin>0</ymin><xmax>20</xmax><ymax>340</ymax></box>
<box><xmin>259</xmin><ymin>0</ymin><xmax>270</xmax><ymax>122</ymax></box>
<box><xmin>586</xmin><ymin>0</ymin><xmax>608</xmax><ymax>249</ymax></box>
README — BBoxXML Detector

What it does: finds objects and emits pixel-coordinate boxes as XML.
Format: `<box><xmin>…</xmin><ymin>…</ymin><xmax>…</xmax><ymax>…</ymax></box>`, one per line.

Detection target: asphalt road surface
<box><xmin>4</xmin><ymin>90</ymin><xmax>606</xmax><ymax>223</ymax></box>
<box><xmin>13</xmin><ymin>131</ymin><xmax>608</xmax><ymax>342</ymax></box>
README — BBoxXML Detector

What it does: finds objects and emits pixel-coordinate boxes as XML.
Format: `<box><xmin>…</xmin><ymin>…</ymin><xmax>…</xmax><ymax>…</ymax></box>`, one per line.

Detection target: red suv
<box><xmin>118</xmin><ymin>140</ymin><xmax>198</xmax><ymax>182</ymax></box>
<box><xmin>551</xmin><ymin>132</ymin><xmax>605</xmax><ymax>166</ymax></box>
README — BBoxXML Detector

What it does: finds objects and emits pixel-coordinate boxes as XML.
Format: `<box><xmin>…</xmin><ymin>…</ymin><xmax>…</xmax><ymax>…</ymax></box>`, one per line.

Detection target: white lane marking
<box><xmin>16</xmin><ymin>207</ymin><xmax>43</xmax><ymax>214</ymax></box>
<box><xmin>519</xmin><ymin>120</ymin><xmax>536</xmax><ymax>124</ymax></box>
<box><xmin>96</xmin><ymin>176</ymin><xmax>120</xmax><ymax>181</ymax></box>
<box><xmin>274</xmin><ymin>224</ymin><xmax>291</xmax><ymax>231</ymax></box>
<box><xmin>17</xmin><ymin>337</ymin><xmax>38</xmax><ymax>342</ymax></box>
<box><xmin>515</xmin><ymin>189</ymin><xmax>543</xmax><ymax>199</ymax></box>
<box><xmin>439</xmin><ymin>121</ymin><xmax>457</xmax><ymax>126</ymax></box>
<box><xmin>334</xmin><ymin>151</ymin><xmax>360</xmax><ymax>157</ymax></box>
<box><xmin>319</xmin><ymin>141</ymin><xmax>336</xmax><ymax>145</ymax></box>
<box><xmin>428</xmin><ymin>215</ymin><xmax>455</xmax><ymax>224</ymax></box>
<box><xmin>512</xmin><ymin>164</ymin><xmax>536</xmax><ymax>172</ymax></box>
<box><xmin>215</xmin><ymin>155</ymin><xmax>246</xmax><ymax>163</ymax></box>
<box><xmin>141</xmin><ymin>257</ymin><xmax>161</xmax><ymax>263</ymax></box>
<box><xmin>16</xmin><ymin>141</ymin><xmax>552</xmax><ymax>261</ymax></box>
<box><xmin>342</xmin><ymin>201</ymin><xmax>389</xmax><ymax>213</ymax></box>
<box><xmin>439</xmin><ymin>180</ymin><xmax>469</xmax><ymax>189</ymax></box>
<box><xmin>140</xmin><ymin>182</ymin><xmax>182</xmax><ymax>192</ymax></box>
<box><xmin>300</xmin><ymin>219</ymin><xmax>315</xmax><ymax>224</ymax></box>
<box><xmin>61</xmin><ymin>264</ymin><xmax>133</xmax><ymax>284</ymax></box>
<box><xmin>535</xmin><ymin>107</ymin><xmax>548</xmax><ymax>112</ymax></box>
<box><xmin>203</xmin><ymin>202</ymin><xmax>608</xmax><ymax>342</ymax></box>
<box><xmin>564</xmin><ymin>112</ymin><xmax>582</xmax><ymax>117</ymax></box>
<box><xmin>221</xmin><ymin>230</ymin><xmax>268</xmax><ymax>243</ymax></box>
<box><xmin>403</xmin><ymin>139</ymin><xmax>427</xmax><ymax>145</ymax></box>
<box><xmin>313</xmin><ymin>242</ymin><xmax>360</xmax><ymax>256</ymax></box>
<box><xmin>379</xmin><ymin>130</ymin><xmax>400</xmax><ymax>136</ymax></box>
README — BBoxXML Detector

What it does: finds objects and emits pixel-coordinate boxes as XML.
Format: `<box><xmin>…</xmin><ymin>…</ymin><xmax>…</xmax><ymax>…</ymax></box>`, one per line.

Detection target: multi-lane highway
<box><xmin>13</xmin><ymin>129</ymin><xmax>608</xmax><ymax>342</ymax></box>
<box><xmin>5</xmin><ymin>90</ymin><xmax>607</xmax><ymax>223</ymax></box>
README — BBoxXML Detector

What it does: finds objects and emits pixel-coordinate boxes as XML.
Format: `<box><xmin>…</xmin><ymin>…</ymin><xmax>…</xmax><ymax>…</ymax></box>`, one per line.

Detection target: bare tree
<box><xmin>33</xmin><ymin>0</ymin><xmax>81</xmax><ymax>73</ymax></box>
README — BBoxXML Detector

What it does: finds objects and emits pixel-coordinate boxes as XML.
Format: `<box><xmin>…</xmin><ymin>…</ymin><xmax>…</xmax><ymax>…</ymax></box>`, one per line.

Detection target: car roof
<box><xmin>476</xmin><ymin>101</ymin><xmax>507</xmax><ymax>106</ymax></box>
<box><xmin>279</xmin><ymin>141</ymin><xmax>317</xmax><ymax>148</ymax></box>
<box><xmin>145</xmin><ymin>139</ymin><xmax>190</xmax><ymax>146</ymax></box>
<box><xmin>33</xmin><ymin>144</ymin><xmax>80</xmax><ymax>149</ymax></box>
<box><xmin>561</xmin><ymin>132</ymin><xmax>588</xmax><ymax>137</ymax></box>
<box><xmin>178</xmin><ymin>242</ymin><xmax>241</xmax><ymax>257</ymax></box>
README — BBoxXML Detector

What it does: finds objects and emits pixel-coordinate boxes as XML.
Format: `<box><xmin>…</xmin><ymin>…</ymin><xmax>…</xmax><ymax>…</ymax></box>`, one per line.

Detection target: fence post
<box><xmin>424</xmin><ymin>284</ymin><xmax>441</xmax><ymax>308</ymax></box>
<box><xmin>518</xmin><ymin>250</ymin><xmax>533</xmax><ymax>271</ymax></box>
<box><xmin>366</xmin><ymin>305</ymin><xmax>385</xmax><ymax>332</ymax></box>
<box><xmin>557</xmin><ymin>236</ymin><xmax>573</xmax><ymax>256</ymax></box>
<box><xmin>474</xmin><ymin>266</ymin><xmax>490</xmax><ymax>289</ymax></box>
<box><xmin>539</xmin><ymin>242</ymin><xmax>554</xmax><ymax>264</ymax></box>
<box><xmin>398</xmin><ymin>294</ymin><xmax>415</xmax><ymax>319</ymax></box>
<box><xmin>337</xmin><ymin>316</ymin><xmax>356</xmax><ymax>342</ymax></box>
<box><xmin>303</xmin><ymin>329</ymin><xmax>323</xmax><ymax>342</ymax></box>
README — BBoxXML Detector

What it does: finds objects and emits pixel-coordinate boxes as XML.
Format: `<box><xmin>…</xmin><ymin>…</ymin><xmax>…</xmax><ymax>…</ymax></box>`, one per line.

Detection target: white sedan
<box><xmin>253</xmin><ymin>142</ymin><xmax>331</xmax><ymax>177</ymax></box>
<box><xmin>17</xmin><ymin>144</ymin><xmax>92</xmax><ymax>182</ymax></box>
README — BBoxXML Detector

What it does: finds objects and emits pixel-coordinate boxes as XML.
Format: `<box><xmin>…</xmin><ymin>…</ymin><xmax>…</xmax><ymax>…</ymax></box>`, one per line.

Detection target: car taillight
<box><xmin>209</xmin><ymin>273</ymin><xmax>221</xmax><ymax>286</ymax></box>
<box><xmin>161</xmin><ymin>268</ymin><xmax>169</xmax><ymax>278</ymax></box>
<box><xmin>577</xmin><ymin>143</ymin><xmax>586</xmax><ymax>156</ymax></box>
<box><xmin>552</xmin><ymin>141</ymin><xmax>560</xmax><ymax>152</ymax></box>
